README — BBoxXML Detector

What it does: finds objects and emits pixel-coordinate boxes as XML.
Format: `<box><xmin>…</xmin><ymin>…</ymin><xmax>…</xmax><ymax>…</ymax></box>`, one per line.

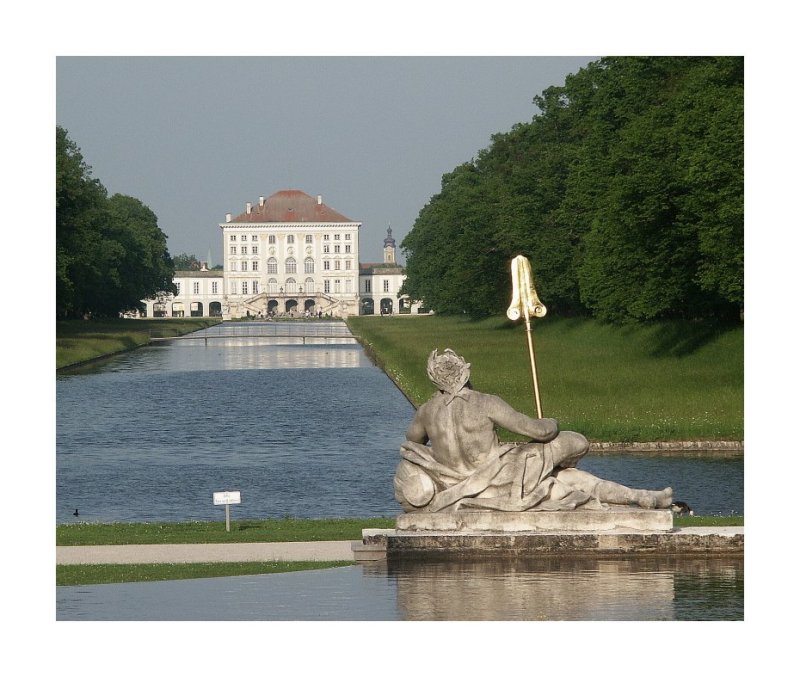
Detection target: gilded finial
<box><xmin>507</xmin><ymin>255</ymin><xmax>547</xmax><ymax>321</ymax></box>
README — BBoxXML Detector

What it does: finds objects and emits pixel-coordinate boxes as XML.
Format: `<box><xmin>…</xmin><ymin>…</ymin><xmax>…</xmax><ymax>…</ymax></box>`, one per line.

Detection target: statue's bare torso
<box><xmin>406</xmin><ymin>390</ymin><xmax>560</xmax><ymax>474</ymax></box>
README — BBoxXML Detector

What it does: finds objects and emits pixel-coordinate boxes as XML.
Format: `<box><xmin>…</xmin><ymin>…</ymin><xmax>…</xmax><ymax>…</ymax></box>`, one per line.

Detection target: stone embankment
<box><xmin>589</xmin><ymin>441</ymin><xmax>742</xmax><ymax>457</ymax></box>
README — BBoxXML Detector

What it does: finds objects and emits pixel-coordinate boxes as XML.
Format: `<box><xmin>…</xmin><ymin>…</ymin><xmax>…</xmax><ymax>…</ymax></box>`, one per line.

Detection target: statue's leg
<box><xmin>555</xmin><ymin>468</ymin><xmax>673</xmax><ymax>508</ymax></box>
<box><xmin>394</xmin><ymin>460</ymin><xmax>436</xmax><ymax>510</ymax></box>
<box><xmin>547</xmin><ymin>431</ymin><xmax>589</xmax><ymax>468</ymax></box>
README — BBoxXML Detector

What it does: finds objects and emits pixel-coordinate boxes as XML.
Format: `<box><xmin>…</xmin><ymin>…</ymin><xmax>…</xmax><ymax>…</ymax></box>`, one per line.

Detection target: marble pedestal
<box><xmin>395</xmin><ymin>506</ymin><xmax>673</xmax><ymax>533</ymax></box>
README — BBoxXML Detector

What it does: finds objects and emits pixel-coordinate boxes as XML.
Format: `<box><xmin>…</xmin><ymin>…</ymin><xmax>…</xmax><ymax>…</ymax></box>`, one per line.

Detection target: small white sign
<box><xmin>213</xmin><ymin>491</ymin><xmax>241</xmax><ymax>505</ymax></box>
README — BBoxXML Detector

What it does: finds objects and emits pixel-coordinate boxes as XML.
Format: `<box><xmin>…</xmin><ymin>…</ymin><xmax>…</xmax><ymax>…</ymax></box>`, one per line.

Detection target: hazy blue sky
<box><xmin>56</xmin><ymin>56</ymin><xmax>596</xmax><ymax>266</ymax></box>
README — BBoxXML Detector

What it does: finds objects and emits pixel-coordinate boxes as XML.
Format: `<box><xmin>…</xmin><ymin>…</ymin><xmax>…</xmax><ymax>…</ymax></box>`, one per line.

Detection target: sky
<box><xmin>56</xmin><ymin>56</ymin><xmax>596</xmax><ymax>266</ymax></box>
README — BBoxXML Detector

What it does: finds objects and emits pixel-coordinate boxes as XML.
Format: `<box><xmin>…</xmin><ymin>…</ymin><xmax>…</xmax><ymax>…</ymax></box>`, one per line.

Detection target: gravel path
<box><xmin>56</xmin><ymin>540</ymin><xmax>358</xmax><ymax>565</ymax></box>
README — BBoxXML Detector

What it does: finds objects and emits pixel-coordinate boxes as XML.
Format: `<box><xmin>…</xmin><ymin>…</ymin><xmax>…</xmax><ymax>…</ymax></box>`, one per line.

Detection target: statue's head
<box><xmin>427</xmin><ymin>349</ymin><xmax>471</xmax><ymax>403</ymax></box>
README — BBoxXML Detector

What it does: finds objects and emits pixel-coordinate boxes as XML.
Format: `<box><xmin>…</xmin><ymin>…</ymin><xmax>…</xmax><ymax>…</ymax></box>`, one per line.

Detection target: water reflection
<box><xmin>377</xmin><ymin>557</ymin><xmax>743</xmax><ymax>621</ymax></box>
<box><xmin>56</xmin><ymin>556</ymin><xmax>743</xmax><ymax>621</ymax></box>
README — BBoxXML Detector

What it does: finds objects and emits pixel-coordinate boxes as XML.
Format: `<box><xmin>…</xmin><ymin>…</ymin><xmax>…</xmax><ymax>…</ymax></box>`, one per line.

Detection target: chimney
<box><xmin>317</xmin><ymin>195</ymin><xmax>322</xmax><ymax>205</ymax></box>
<box><xmin>246</xmin><ymin>202</ymin><xmax>252</xmax><ymax>214</ymax></box>
<box><xmin>225</xmin><ymin>213</ymin><xmax>231</xmax><ymax>223</ymax></box>
<box><xmin>259</xmin><ymin>196</ymin><xmax>265</xmax><ymax>206</ymax></box>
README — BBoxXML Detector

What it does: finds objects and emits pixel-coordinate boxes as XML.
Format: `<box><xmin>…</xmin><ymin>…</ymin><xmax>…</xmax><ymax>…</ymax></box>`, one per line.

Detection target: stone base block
<box><xmin>395</xmin><ymin>507</ymin><xmax>673</xmax><ymax>533</ymax></box>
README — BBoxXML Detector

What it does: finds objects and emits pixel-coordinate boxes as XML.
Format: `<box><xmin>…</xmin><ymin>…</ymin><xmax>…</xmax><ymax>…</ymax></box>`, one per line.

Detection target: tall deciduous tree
<box><xmin>56</xmin><ymin>127</ymin><xmax>176</xmax><ymax>318</ymax></box>
<box><xmin>401</xmin><ymin>57</ymin><xmax>743</xmax><ymax>324</ymax></box>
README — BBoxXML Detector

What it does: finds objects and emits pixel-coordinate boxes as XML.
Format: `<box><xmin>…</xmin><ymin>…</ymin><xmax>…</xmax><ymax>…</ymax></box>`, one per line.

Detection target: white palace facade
<box><xmin>141</xmin><ymin>190</ymin><xmax>423</xmax><ymax>319</ymax></box>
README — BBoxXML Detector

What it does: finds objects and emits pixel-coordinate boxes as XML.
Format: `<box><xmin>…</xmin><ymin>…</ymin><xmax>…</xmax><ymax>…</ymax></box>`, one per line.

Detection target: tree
<box><xmin>56</xmin><ymin>126</ymin><xmax>108</xmax><ymax>317</ymax></box>
<box><xmin>172</xmin><ymin>253</ymin><xmax>201</xmax><ymax>270</ymax></box>
<box><xmin>56</xmin><ymin>127</ymin><xmax>176</xmax><ymax>318</ymax></box>
<box><xmin>401</xmin><ymin>57</ymin><xmax>743</xmax><ymax>324</ymax></box>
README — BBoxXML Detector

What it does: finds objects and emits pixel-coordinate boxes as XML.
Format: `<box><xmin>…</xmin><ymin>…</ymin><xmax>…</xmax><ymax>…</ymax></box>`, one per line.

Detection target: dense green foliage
<box><xmin>56</xmin><ymin>126</ymin><xmax>176</xmax><ymax>318</ymax></box>
<box><xmin>401</xmin><ymin>57</ymin><xmax>743</xmax><ymax>323</ymax></box>
<box><xmin>172</xmin><ymin>252</ymin><xmax>202</xmax><ymax>270</ymax></box>
<box><xmin>347</xmin><ymin>315</ymin><xmax>743</xmax><ymax>441</ymax></box>
<box><xmin>57</xmin><ymin>517</ymin><xmax>396</xmax><ymax>545</ymax></box>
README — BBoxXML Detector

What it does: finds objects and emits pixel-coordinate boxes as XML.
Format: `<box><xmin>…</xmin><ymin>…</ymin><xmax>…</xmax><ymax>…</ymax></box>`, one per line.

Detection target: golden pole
<box><xmin>507</xmin><ymin>255</ymin><xmax>547</xmax><ymax>418</ymax></box>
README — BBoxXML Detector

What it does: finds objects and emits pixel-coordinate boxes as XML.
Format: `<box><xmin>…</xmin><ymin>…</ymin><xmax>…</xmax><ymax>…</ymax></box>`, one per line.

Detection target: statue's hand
<box><xmin>538</xmin><ymin>417</ymin><xmax>559</xmax><ymax>441</ymax></box>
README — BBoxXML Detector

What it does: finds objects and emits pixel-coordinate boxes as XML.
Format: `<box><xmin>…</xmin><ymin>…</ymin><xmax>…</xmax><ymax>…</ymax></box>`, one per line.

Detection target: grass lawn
<box><xmin>347</xmin><ymin>315</ymin><xmax>743</xmax><ymax>442</ymax></box>
<box><xmin>57</xmin><ymin>561</ymin><xmax>353</xmax><ymax>586</ymax></box>
<box><xmin>56</xmin><ymin>317</ymin><xmax>221</xmax><ymax>369</ymax></box>
<box><xmin>57</xmin><ymin>517</ymin><xmax>397</xmax><ymax>546</ymax></box>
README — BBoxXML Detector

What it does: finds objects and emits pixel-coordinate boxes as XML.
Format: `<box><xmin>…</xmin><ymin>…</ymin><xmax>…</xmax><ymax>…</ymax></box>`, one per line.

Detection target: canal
<box><xmin>56</xmin><ymin>320</ymin><xmax>744</xmax><ymax>621</ymax></box>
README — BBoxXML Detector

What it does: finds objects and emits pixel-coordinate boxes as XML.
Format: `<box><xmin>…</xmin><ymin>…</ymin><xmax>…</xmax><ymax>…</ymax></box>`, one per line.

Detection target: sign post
<box><xmin>213</xmin><ymin>491</ymin><xmax>241</xmax><ymax>532</ymax></box>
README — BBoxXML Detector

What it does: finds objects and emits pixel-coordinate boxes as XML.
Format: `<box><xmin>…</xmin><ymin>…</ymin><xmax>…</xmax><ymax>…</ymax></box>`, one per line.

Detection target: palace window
<box><xmin>323</xmin><ymin>260</ymin><xmax>330</xmax><ymax>271</ymax></box>
<box><xmin>365</xmin><ymin>280</ymin><xmax>371</xmax><ymax>293</ymax></box>
<box><xmin>252</xmin><ymin>261</ymin><xmax>258</xmax><ymax>271</ymax></box>
<box><xmin>230</xmin><ymin>235</ymin><xmax>237</xmax><ymax>241</ymax></box>
<box><xmin>267</xmin><ymin>257</ymin><xmax>278</xmax><ymax>274</ymax></box>
<box><xmin>334</xmin><ymin>245</ymin><xmax>340</xmax><ymax>253</ymax></box>
<box><xmin>251</xmin><ymin>245</ymin><xmax>258</xmax><ymax>255</ymax></box>
<box><xmin>287</xmin><ymin>235</ymin><xmax>295</xmax><ymax>244</ymax></box>
<box><xmin>334</xmin><ymin>260</ymin><xmax>341</xmax><ymax>271</ymax></box>
<box><xmin>253</xmin><ymin>281</ymin><xmax>259</xmax><ymax>294</ymax></box>
<box><xmin>193</xmin><ymin>282</ymin><xmax>200</xmax><ymax>294</ymax></box>
<box><xmin>268</xmin><ymin>278</ymin><xmax>278</xmax><ymax>294</ymax></box>
<box><xmin>334</xmin><ymin>234</ymin><xmax>340</xmax><ymax>240</ymax></box>
<box><xmin>211</xmin><ymin>281</ymin><xmax>218</xmax><ymax>294</ymax></box>
<box><xmin>345</xmin><ymin>233</ymin><xmax>351</xmax><ymax>240</ymax></box>
<box><xmin>384</xmin><ymin>280</ymin><xmax>390</xmax><ymax>292</ymax></box>
<box><xmin>268</xmin><ymin>235</ymin><xmax>276</xmax><ymax>244</ymax></box>
<box><xmin>345</xmin><ymin>260</ymin><xmax>351</xmax><ymax>270</ymax></box>
<box><xmin>334</xmin><ymin>279</ymin><xmax>341</xmax><ymax>293</ymax></box>
<box><xmin>305</xmin><ymin>277</ymin><xmax>314</xmax><ymax>293</ymax></box>
<box><xmin>251</xmin><ymin>235</ymin><xmax>258</xmax><ymax>241</ymax></box>
<box><xmin>305</xmin><ymin>234</ymin><xmax>312</xmax><ymax>243</ymax></box>
<box><xmin>242</xmin><ymin>281</ymin><xmax>249</xmax><ymax>295</ymax></box>
<box><xmin>286</xmin><ymin>278</ymin><xmax>297</xmax><ymax>293</ymax></box>
<box><xmin>230</xmin><ymin>246</ymin><xmax>236</xmax><ymax>255</ymax></box>
<box><xmin>324</xmin><ymin>280</ymin><xmax>330</xmax><ymax>293</ymax></box>
<box><xmin>345</xmin><ymin>245</ymin><xmax>351</xmax><ymax>253</ymax></box>
<box><xmin>323</xmin><ymin>234</ymin><xmax>330</xmax><ymax>241</ymax></box>
<box><xmin>230</xmin><ymin>281</ymin><xmax>237</xmax><ymax>294</ymax></box>
<box><xmin>323</xmin><ymin>244</ymin><xmax>330</xmax><ymax>253</ymax></box>
<box><xmin>285</xmin><ymin>257</ymin><xmax>297</xmax><ymax>274</ymax></box>
<box><xmin>241</xmin><ymin>246</ymin><xmax>247</xmax><ymax>255</ymax></box>
<box><xmin>241</xmin><ymin>261</ymin><xmax>248</xmax><ymax>271</ymax></box>
<box><xmin>304</xmin><ymin>257</ymin><xmax>315</xmax><ymax>273</ymax></box>
<box><xmin>345</xmin><ymin>279</ymin><xmax>352</xmax><ymax>293</ymax></box>
<box><xmin>175</xmin><ymin>282</ymin><xmax>181</xmax><ymax>295</ymax></box>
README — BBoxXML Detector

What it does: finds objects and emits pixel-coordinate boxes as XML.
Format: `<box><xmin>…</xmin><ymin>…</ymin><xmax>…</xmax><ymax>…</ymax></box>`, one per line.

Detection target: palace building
<box><xmin>141</xmin><ymin>190</ymin><xmax>423</xmax><ymax>319</ymax></box>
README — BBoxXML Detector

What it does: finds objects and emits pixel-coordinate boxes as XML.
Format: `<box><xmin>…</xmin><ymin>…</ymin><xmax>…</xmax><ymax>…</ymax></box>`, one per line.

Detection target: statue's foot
<box><xmin>635</xmin><ymin>487</ymin><xmax>673</xmax><ymax>509</ymax></box>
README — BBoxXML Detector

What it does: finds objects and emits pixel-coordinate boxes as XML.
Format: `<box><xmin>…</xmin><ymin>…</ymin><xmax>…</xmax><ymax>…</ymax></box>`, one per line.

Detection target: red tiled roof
<box><xmin>230</xmin><ymin>190</ymin><xmax>355</xmax><ymax>223</ymax></box>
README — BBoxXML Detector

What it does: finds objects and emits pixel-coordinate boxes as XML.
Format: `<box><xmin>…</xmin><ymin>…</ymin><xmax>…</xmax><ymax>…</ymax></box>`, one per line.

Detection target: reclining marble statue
<box><xmin>394</xmin><ymin>349</ymin><xmax>673</xmax><ymax>513</ymax></box>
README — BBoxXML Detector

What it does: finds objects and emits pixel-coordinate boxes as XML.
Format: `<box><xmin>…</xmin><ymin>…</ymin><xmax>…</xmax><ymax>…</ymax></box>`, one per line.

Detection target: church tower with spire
<box><xmin>383</xmin><ymin>226</ymin><xmax>396</xmax><ymax>264</ymax></box>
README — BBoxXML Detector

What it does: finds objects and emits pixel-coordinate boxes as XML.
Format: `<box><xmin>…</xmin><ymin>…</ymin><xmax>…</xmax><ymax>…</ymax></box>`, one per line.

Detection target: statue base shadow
<box><xmin>352</xmin><ymin>508</ymin><xmax>743</xmax><ymax>561</ymax></box>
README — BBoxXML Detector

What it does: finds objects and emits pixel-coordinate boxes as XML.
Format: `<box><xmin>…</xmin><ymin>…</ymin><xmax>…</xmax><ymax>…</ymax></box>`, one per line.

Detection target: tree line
<box><xmin>401</xmin><ymin>57</ymin><xmax>743</xmax><ymax>323</ymax></box>
<box><xmin>56</xmin><ymin>126</ymin><xmax>176</xmax><ymax>318</ymax></box>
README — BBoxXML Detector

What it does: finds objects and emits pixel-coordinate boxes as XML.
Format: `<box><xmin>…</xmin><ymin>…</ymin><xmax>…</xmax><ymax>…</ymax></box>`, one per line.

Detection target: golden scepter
<box><xmin>506</xmin><ymin>255</ymin><xmax>547</xmax><ymax>418</ymax></box>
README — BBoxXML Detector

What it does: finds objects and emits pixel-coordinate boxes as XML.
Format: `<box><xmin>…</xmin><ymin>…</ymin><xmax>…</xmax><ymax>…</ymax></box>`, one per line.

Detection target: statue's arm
<box><xmin>484</xmin><ymin>394</ymin><xmax>559</xmax><ymax>441</ymax></box>
<box><xmin>406</xmin><ymin>408</ymin><xmax>430</xmax><ymax>445</ymax></box>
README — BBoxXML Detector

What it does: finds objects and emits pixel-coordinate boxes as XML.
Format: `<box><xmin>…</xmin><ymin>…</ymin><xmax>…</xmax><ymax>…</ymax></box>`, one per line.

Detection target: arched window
<box><xmin>267</xmin><ymin>257</ymin><xmax>278</xmax><ymax>274</ymax></box>
<box><xmin>305</xmin><ymin>277</ymin><xmax>315</xmax><ymax>293</ymax></box>
<box><xmin>285</xmin><ymin>257</ymin><xmax>296</xmax><ymax>274</ymax></box>
<box><xmin>304</xmin><ymin>257</ymin><xmax>315</xmax><ymax>273</ymax></box>
<box><xmin>286</xmin><ymin>278</ymin><xmax>297</xmax><ymax>293</ymax></box>
<box><xmin>267</xmin><ymin>278</ymin><xmax>278</xmax><ymax>294</ymax></box>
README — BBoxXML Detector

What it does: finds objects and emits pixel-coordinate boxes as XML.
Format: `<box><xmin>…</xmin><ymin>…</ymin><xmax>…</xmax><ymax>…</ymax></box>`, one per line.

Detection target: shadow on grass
<box><xmin>638</xmin><ymin>321</ymin><xmax>740</xmax><ymax>358</ymax></box>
